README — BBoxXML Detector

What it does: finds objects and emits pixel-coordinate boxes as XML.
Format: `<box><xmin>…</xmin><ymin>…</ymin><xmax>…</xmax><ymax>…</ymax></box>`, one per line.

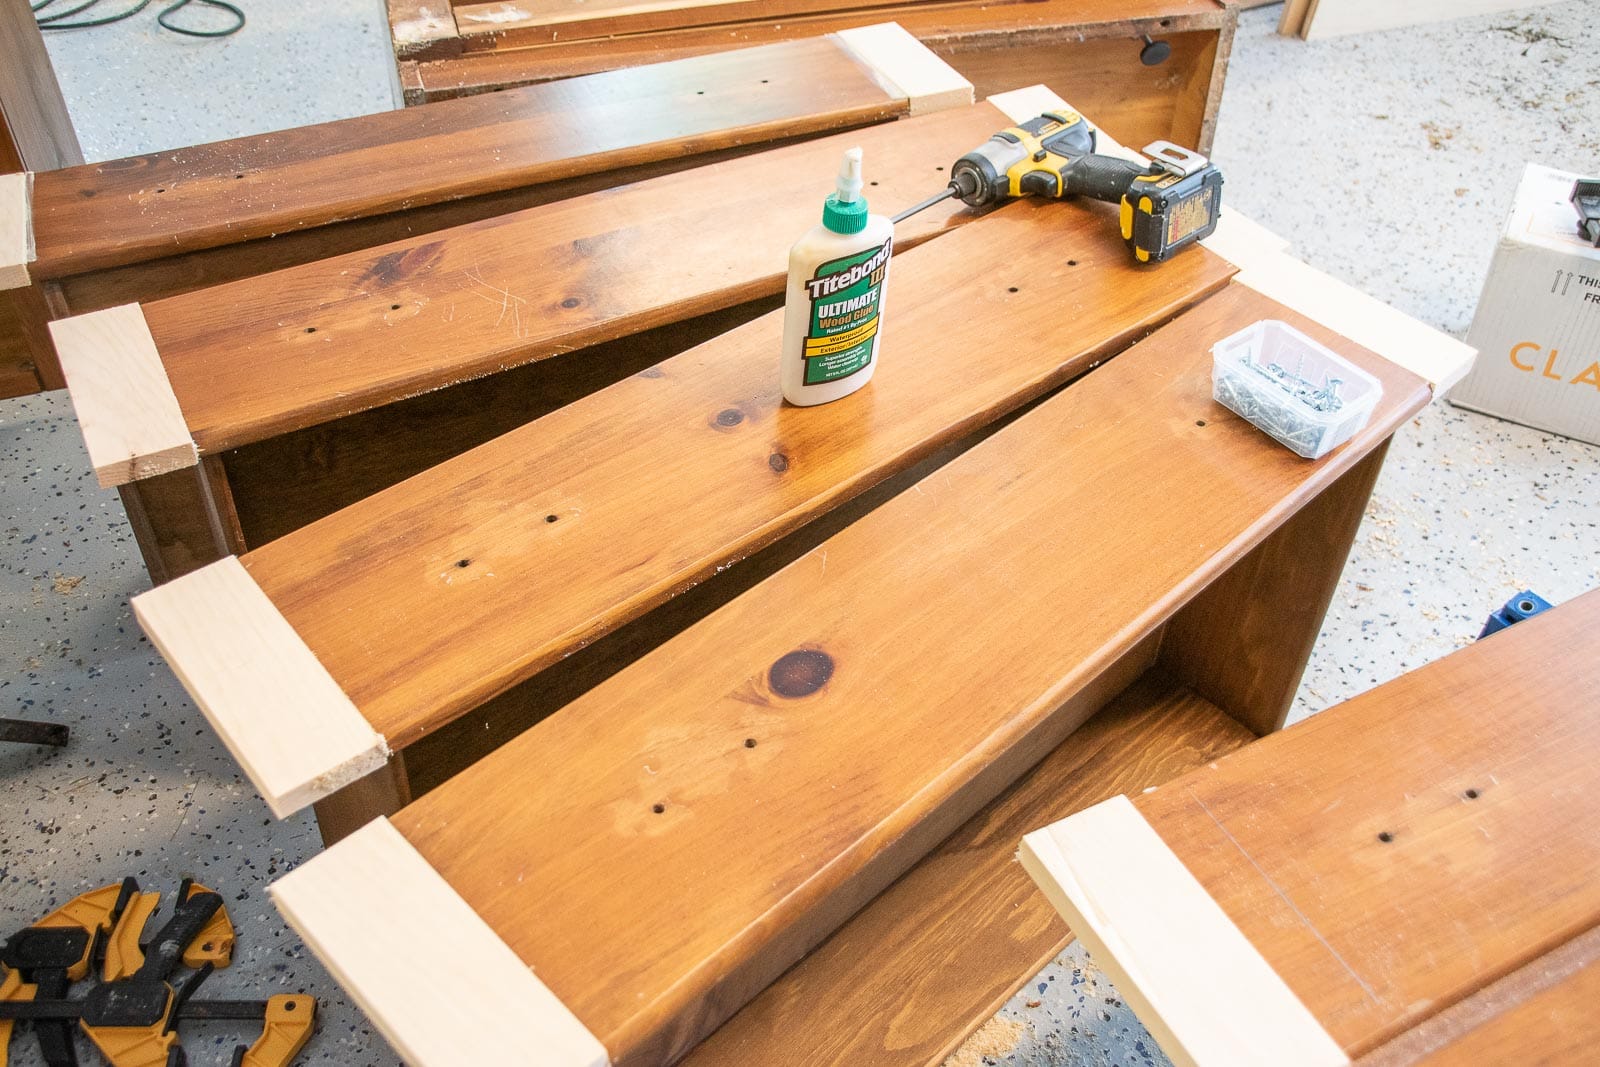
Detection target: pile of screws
<box><xmin>1214</xmin><ymin>350</ymin><xmax>1348</xmax><ymax>456</ymax></box>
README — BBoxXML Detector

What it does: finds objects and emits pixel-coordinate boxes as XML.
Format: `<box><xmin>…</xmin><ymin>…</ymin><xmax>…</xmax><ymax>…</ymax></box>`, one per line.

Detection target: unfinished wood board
<box><xmin>130</xmin><ymin>557</ymin><xmax>387</xmax><ymax>818</ymax></box>
<box><xmin>1277</xmin><ymin>0</ymin><xmax>1312</xmax><ymax>36</ymax></box>
<box><xmin>682</xmin><ymin>669</ymin><xmax>1256</xmax><ymax>1067</ymax></box>
<box><xmin>1123</xmin><ymin>589</ymin><xmax>1600</xmax><ymax>1056</ymax></box>
<box><xmin>1198</xmin><ymin>209</ymin><xmax>1291</xmax><ymax>270</ymax></box>
<box><xmin>834</xmin><ymin>22</ymin><xmax>973</xmax><ymax>115</ymax></box>
<box><xmin>271</xmin><ymin>818</ymin><xmax>607</xmax><ymax>1067</ymax></box>
<box><xmin>134</xmin><ymin>99</ymin><xmax>1005</xmax><ymax>456</ymax></box>
<box><xmin>0</xmin><ymin>171</ymin><xmax>31</xmax><ymax>290</ymax></box>
<box><xmin>388</xmin><ymin>0</ymin><xmax>459</xmax><ymax>54</ymax></box>
<box><xmin>26</xmin><ymin>34</ymin><xmax>919</xmax><ymax>280</ymax></box>
<box><xmin>49</xmin><ymin>304</ymin><xmax>196</xmax><ymax>487</ymax></box>
<box><xmin>1234</xmin><ymin>251</ymin><xmax>1476</xmax><ymax>393</ymax></box>
<box><xmin>1020</xmin><ymin>796</ymin><xmax>1346</xmax><ymax>1067</ymax></box>
<box><xmin>323</xmin><ymin>286</ymin><xmax>1431</xmax><ymax>1067</ymax></box>
<box><xmin>236</xmin><ymin>204</ymin><xmax>1234</xmax><ymax>756</ymax></box>
<box><xmin>1298</xmin><ymin>0</ymin><xmax>1566</xmax><ymax>40</ymax></box>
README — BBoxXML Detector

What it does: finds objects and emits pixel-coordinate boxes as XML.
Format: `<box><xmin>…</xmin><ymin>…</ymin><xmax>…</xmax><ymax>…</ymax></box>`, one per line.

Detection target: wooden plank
<box><xmin>0</xmin><ymin>171</ymin><xmax>31</xmax><ymax>289</ymax></box>
<box><xmin>1020</xmin><ymin>796</ymin><xmax>1347</xmax><ymax>1067</ymax></box>
<box><xmin>135</xmin><ymin>99</ymin><xmax>1004</xmax><ymax>456</ymax></box>
<box><xmin>834</xmin><ymin>22</ymin><xmax>973</xmax><ymax>115</ymax></box>
<box><xmin>49</xmin><ymin>304</ymin><xmax>197</xmax><ymax>488</ymax></box>
<box><xmin>270</xmin><ymin>818</ymin><xmax>608</xmax><ymax>1067</ymax></box>
<box><xmin>449</xmin><ymin>0</ymin><xmax>1218</xmax><ymax>49</ymax></box>
<box><xmin>683</xmin><ymin>668</ymin><xmax>1257</xmax><ymax>1067</ymax></box>
<box><xmin>450</xmin><ymin>0</ymin><xmax>898</xmax><ymax>46</ymax></box>
<box><xmin>1278</xmin><ymin>0</ymin><xmax>1312</xmax><ymax>36</ymax></box>
<box><xmin>1117</xmin><ymin>589</ymin><xmax>1600</xmax><ymax>1057</ymax></box>
<box><xmin>402</xmin><ymin>1</ymin><xmax>1228</xmax><ymax>100</ymax></box>
<box><xmin>327</xmin><ymin>286</ymin><xmax>1429</xmax><ymax>1067</ymax></box>
<box><xmin>0</xmin><ymin>0</ymin><xmax>82</xmax><ymax>172</ymax></box>
<box><xmin>27</xmin><ymin>34</ymin><xmax>917</xmax><ymax>280</ymax></box>
<box><xmin>1233</xmin><ymin>250</ymin><xmax>1477</xmax><ymax>393</ymax></box>
<box><xmin>130</xmin><ymin>557</ymin><xmax>388</xmax><ymax>818</ymax></box>
<box><xmin>1300</xmin><ymin>0</ymin><xmax>1566</xmax><ymax>40</ymax></box>
<box><xmin>388</xmin><ymin>0</ymin><xmax>460</xmax><ymax>57</ymax></box>
<box><xmin>1160</xmin><ymin>440</ymin><xmax>1388</xmax><ymax>735</ymax></box>
<box><xmin>235</xmin><ymin>206</ymin><xmax>1236</xmax><ymax>759</ymax></box>
<box><xmin>1359</xmin><ymin>925</ymin><xmax>1600</xmax><ymax>1067</ymax></box>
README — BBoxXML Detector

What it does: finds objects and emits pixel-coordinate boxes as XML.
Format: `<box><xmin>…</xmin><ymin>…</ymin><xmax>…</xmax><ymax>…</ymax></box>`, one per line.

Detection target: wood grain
<box><xmin>375</xmin><ymin>285</ymin><xmax>1426</xmax><ymax>1067</ymax></box>
<box><xmin>241</xmin><ymin>203</ymin><xmax>1236</xmax><ymax>751</ymax></box>
<box><xmin>270</xmin><ymin>818</ymin><xmax>607</xmax><ymax>1067</ymax></box>
<box><xmin>682</xmin><ymin>669</ymin><xmax>1256</xmax><ymax>1067</ymax></box>
<box><xmin>27</xmin><ymin>35</ymin><xmax>911</xmax><ymax>279</ymax></box>
<box><xmin>49</xmin><ymin>304</ymin><xmax>196</xmax><ymax>487</ymax></box>
<box><xmin>0</xmin><ymin>0</ymin><xmax>82</xmax><ymax>172</ymax></box>
<box><xmin>1359</xmin><ymin>924</ymin><xmax>1600</xmax><ymax>1067</ymax></box>
<box><xmin>0</xmin><ymin>170</ymin><xmax>31</xmax><ymax>290</ymax></box>
<box><xmin>138</xmin><ymin>101</ymin><xmax>1003</xmax><ymax>455</ymax></box>
<box><xmin>1134</xmin><ymin>588</ymin><xmax>1600</xmax><ymax>1056</ymax></box>
<box><xmin>834</xmin><ymin>22</ymin><xmax>973</xmax><ymax>115</ymax></box>
<box><xmin>1021</xmin><ymin>796</ymin><xmax>1346</xmax><ymax>1067</ymax></box>
<box><xmin>1160</xmin><ymin>440</ymin><xmax>1388</xmax><ymax>735</ymax></box>
<box><xmin>452</xmin><ymin>0</ymin><xmax>910</xmax><ymax>48</ymax></box>
<box><xmin>131</xmin><ymin>557</ymin><xmax>388</xmax><ymax>818</ymax></box>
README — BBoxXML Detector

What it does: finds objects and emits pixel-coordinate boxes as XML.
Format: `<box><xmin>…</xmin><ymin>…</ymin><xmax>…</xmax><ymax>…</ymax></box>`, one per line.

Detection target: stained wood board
<box><xmin>445</xmin><ymin>0</ymin><xmax>1220</xmax><ymax>49</ymax></box>
<box><xmin>682</xmin><ymin>669</ymin><xmax>1256</xmax><ymax>1067</ymax></box>
<box><xmin>279</xmin><ymin>285</ymin><xmax>1431</xmax><ymax>1067</ymax></box>
<box><xmin>26</xmin><ymin>33</ymin><xmax>923</xmax><ymax>280</ymax></box>
<box><xmin>132</xmin><ymin>99</ymin><xmax>1003</xmax><ymax>458</ymax></box>
<box><xmin>1030</xmin><ymin>587</ymin><xmax>1600</xmax><ymax>1061</ymax></box>
<box><xmin>235</xmin><ymin>204</ymin><xmax>1234</xmax><ymax>756</ymax></box>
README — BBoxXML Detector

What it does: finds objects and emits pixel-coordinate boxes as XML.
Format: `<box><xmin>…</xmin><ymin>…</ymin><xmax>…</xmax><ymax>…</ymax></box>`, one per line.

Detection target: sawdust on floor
<box><xmin>943</xmin><ymin>1015</ymin><xmax>1027</xmax><ymax>1067</ymax></box>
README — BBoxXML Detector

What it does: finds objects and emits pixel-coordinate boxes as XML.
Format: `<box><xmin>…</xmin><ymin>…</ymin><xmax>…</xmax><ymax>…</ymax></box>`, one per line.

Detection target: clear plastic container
<box><xmin>1210</xmin><ymin>319</ymin><xmax>1382</xmax><ymax>459</ymax></box>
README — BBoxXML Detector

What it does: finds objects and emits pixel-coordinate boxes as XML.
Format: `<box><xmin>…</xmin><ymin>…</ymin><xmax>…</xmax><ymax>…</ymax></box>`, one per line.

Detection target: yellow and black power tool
<box><xmin>894</xmin><ymin>109</ymin><xmax>1224</xmax><ymax>264</ymax></box>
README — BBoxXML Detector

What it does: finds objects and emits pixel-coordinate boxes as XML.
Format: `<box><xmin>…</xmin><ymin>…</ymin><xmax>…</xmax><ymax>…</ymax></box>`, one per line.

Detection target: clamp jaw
<box><xmin>1</xmin><ymin>879</ymin><xmax>315</xmax><ymax>1067</ymax></box>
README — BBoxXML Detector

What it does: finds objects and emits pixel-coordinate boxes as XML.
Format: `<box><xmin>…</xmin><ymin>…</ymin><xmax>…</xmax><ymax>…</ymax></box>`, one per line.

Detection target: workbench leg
<box><xmin>312</xmin><ymin>754</ymin><xmax>413</xmax><ymax>847</ymax></box>
<box><xmin>118</xmin><ymin>458</ymin><xmax>246</xmax><ymax>586</ymax></box>
<box><xmin>1158</xmin><ymin>439</ymin><xmax>1390</xmax><ymax>736</ymax></box>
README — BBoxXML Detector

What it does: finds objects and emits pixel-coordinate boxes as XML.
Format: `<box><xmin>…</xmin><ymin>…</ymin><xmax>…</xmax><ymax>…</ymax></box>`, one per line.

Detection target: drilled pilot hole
<box><xmin>1377</xmin><ymin>831</ymin><xmax>1394</xmax><ymax>843</ymax></box>
<box><xmin>1008</xmin><ymin>286</ymin><xmax>1019</xmax><ymax>293</ymax></box>
<box><xmin>1067</xmin><ymin>259</ymin><xmax>1079</xmax><ymax>267</ymax></box>
<box><xmin>304</xmin><ymin>327</ymin><xmax>316</xmax><ymax>333</ymax></box>
<box><xmin>545</xmin><ymin>514</ymin><xmax>558</xmax><ymax>524</ymax></box>
<box><xmin>652</xmin><ymin>803</ymin><xmax>666</xmax><ymax>814</ymax></box>
<box><xmin>455</xmin><ymin>558</ymin><xmax>470</xmax><ymax>568</ymax></box>
<box><xmin>744</xmin><ymin>738</ymin><xmax>757</xmax><ymax>749</ymax></box>
<box><xmin>1465</xmin><ymin>788</ymin><xmax>1480</xmax><ymax>799</ymax></box>
<box><xmin>1196</xmin><ymin>420</ymin><xmax>1207</xmax><ymax>427</ymax></box>
<box><xmin>390</xmin><ymin>303</ymin><xmax>401</xmax><ymax>310</ymax></box>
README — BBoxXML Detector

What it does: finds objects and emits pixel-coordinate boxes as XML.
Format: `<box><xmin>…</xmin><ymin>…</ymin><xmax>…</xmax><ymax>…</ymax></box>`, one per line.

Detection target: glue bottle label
<box><xmin>801</xmin><ymin>238</ymin><xmax>892</xmax><ymax>385</ymax></box>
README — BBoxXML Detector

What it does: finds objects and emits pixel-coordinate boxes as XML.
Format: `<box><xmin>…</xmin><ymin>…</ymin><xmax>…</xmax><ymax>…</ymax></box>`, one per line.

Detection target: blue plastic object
<box><xmin>1478</xmin><ymin>590</ymin><xmax>1554</xmax><ymax>639</ymax></box>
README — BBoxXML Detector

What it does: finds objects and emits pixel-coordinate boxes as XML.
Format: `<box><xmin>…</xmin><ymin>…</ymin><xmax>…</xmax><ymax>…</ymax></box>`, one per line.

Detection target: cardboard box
<box><xmin>1449</xmin><ymin>163</ymin><xmax>1600</xmax><ymax>444</ymax></box>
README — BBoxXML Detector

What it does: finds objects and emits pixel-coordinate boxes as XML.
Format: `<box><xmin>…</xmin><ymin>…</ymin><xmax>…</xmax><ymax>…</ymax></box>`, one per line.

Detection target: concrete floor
<box><xmin>3</xmin><ymin>2</ymin><xmax>1597</xmax><ymax>1065</ymax></box>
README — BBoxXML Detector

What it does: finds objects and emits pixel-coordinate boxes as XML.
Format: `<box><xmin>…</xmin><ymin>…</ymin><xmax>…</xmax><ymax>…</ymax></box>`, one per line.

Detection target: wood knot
<box><xmin>768</xmin><ymin>453</ymin><xmax>790</xmax><ymax>473</ymax></box>
<box><xmin>712</xmin><ymin>408</ymin><xmax>745</xmax><ymax>429</ymax></box>
<box><xmin>560</xmin><ymin>297</ymin><xmax>582</xmax><ymax>309</ymax></box>
<box><xmin>768</xmin><ymin>649</ymin><xmax>834</xmax><ymax>698</ymax></box>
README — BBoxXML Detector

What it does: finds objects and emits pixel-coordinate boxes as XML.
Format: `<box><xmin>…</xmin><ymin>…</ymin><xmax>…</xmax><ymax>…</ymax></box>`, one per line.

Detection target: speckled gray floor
<box><xmin>3</xmin><ymin>2</ymin><xmax>1596</xmax><ymax>1065</ymax></box>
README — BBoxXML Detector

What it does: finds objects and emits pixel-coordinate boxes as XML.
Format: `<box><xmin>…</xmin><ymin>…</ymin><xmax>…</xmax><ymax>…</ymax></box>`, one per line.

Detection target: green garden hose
<box><xmin>33</xmin><ymin>0</ymin><xmax>244</xmax><ymax>38</ymax></box>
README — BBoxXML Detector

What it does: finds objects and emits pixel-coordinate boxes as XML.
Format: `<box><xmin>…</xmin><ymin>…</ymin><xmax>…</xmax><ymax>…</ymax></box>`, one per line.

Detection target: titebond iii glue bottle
<box><xmin>781</xmin><ymin>147</ymin><xmax>893</xmax><ymax>406</ymax></box>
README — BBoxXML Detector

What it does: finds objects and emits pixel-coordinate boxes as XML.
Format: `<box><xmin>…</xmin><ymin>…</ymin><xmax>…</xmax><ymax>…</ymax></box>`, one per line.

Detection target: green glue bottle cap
<box><xmin>822</xmin><ymin>147</ymin><xmax>869</xmax><ymax>234</ymax></box>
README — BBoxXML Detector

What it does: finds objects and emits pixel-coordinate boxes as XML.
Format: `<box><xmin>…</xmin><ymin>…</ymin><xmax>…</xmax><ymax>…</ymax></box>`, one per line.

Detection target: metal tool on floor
<box><xmin>892</xmin><ymin>108</ymin><xmax>1224</xmax><ymax>263</ymax></box>
<box><xmin>0</xmin><ymin>877</ymin><xmax>315</xmax><ymax>1067</ymax></box>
